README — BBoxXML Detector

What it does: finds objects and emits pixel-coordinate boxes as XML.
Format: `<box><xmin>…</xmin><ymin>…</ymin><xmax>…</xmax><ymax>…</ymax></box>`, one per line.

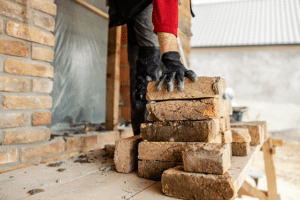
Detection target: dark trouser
<box><xmin>127</xmin><ymin>3</ymin><xmax>160</xmax><ymax>135</ymax></box>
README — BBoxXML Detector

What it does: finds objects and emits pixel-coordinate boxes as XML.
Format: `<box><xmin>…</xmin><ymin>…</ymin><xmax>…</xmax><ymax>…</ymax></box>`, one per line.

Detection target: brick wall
<box><xmin>0</xmin><ymin>0</ymin><xmax>135</xmax><ymax>173</ymax></box>
<box><xmin>0</xmin><ymin>0</ymin><xmax>56</xmax><ymax>169</ymax></box>
<box><xmin>119</xmin><ymin>0</ymin><xmax>192</xmax><ymax>122</ymax></box>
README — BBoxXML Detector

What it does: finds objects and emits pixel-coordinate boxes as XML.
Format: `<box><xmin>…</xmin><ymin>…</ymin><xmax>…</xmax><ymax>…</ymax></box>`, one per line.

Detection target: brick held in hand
<box><xmin>146</xmin><ymin>76</ymin><xmax>226</xmax><ymax>101</ymax></box>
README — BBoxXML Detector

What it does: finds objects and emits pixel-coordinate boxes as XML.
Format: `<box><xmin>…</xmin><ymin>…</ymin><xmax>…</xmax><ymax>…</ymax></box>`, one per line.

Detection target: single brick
<box><xmin>0</xmin><ymin>77</ymin><xmax>30</xmax><ymax>92</ymax></box>
<box><xmin>97</xmin><ymin>130</ymin><xmax>119</xmax><ymax>144</ymax></box>
<box><xmin>6</xmin><ymin>21</ymin><xmax>55</xmax><ymax>47</ymax></box>
<box><xmin>147</xmin><ymin>98</ymin><xmax>227</xmax><ymax>122</ymax></box>
<box><xmin>2</xmin><ymin>127</ymin><xmax>51</xmax><ymax>145</ymax></box>
<box><xmin>3</xmin><ymin>95</ymin><xmax>52</xmax><ymax>109</ymax></box>
<box><xmin>0</xmin><ymin>0</ymin><xmax>26</xmax><ymax>22</ymax></box>
<box><xmin>32</xmin><ymin>0</ymin><xmax>57</xmax><ymax>16</ymax></box>
<box><xmin>139</xmin><ymin>141</ymin><xmax>206</xmax><ymax>162</ymax></box>
<box><xmin>231</xmin><ymin>128</ymin><xmax>251</xmax><ymax>143</ymax></box>
<box><xmin>0</xmin><ymin>113</ymin><xmax>29</xmax><ymax>128</ymax></box>
<box><xmin>0</xmin><ymin>19</ymin><xmax>3</xmax><ymax>33</ymax></box>
<box><xmin>65</xmin><ymin>134</ymin><xmax>97</xmax><ymax>151</ymax></box>
<box><xmin>138</xmin><ymin>160</ymin><xmax>181</xmax><ymax>181</ymax></box>
<box><xmin>219</xmin><ymin>117</ymin><xmax>226</xmax><ymax>132</ymax></box>
<box><xmin>0</xmin><ymin>148</ymin><xmax>18</xmax><ymax>164</ymax></box>
<box><xmin>32</xmin><ymin>45</ymin><xmax>54</xmax><ymax>62</ymax></box>
<box><xmin>225</xmin><ymin>115</ymin><xmax>231</xmax><ymax>130</ymax></box>
<box><xmin>114</xmin><ymin>135</ymin><xmax>142</xmax><ymax>173</ymax></box>
<box><xmin>140</xmin><ymin>119</ymin><xmax>218</xmax><ymax>142</ymax></box>
<box><xmin>0</xmin><ymin>38</ymin><xmax>29</xmax><ymax>57</ymax></box>
<box><xmin>21</xmin><ymin>138</ymin><xmax>64</xmax><ymax>161</ymax></box>
<box><xmin>5</xmin><ymin>58</ymin><xmax>54</xmax><ymax>78</ymax></box>
<box><xmin>162</xmin><ymin>166</ymin><xmax>234</xmax><ymax>200</ymax></box>
<box><xmin>231</xmin><ymin>122</ymin><xmax>262</xmax><ymax>146</ymax></box>
<box><xmin>232</xmin><ymin>142</ymin><xmax>250</xmax><ymax>156</ymax></box>
<box><xmin>32</xmin><ymin>112</ymin><xmax>51</xmax><ymax>126</ymax></box>
<box><xmin>33</xmin><ymin>11</ymin><xmax>55</xmax><ymax>32</ymax></box>
<box><xmin>32</xmin><ymin>79</ymin><xmax>53</xmax><ymax>93</ymax></box>
<box><xmin>182</xmin><ymin>143</ymin><xmax>231</xmax><ymax>175</ymax></box>
<box><xmin>222</xmin><ymin>130</ymin><xmax>232</xmax><ymax>144</ymax></box>
<box><xmin>146</xmin><ymin>76</ymin><xmax>226</xmax><ymax>101</ymax></box>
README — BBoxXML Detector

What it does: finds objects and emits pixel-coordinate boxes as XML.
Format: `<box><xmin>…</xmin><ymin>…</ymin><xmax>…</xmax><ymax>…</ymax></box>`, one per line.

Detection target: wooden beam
<box><xmin>105</xmin><ymin>26</ymin><xmax>122</xmax><ymax>130</ymax></box>
<box><xmin>263</xmin><ymin>138</ymin><xmax>279</xmax><ymax>200</ymax></box>
<box><xmin>238</xmin><ymin>181</ymin><xmax>269</xmax><ymax>200</ymax></box>
<box><xmin>73</xmin><ymin>0</ymin><xmax>109</xmax><ymax>20</ymax></box>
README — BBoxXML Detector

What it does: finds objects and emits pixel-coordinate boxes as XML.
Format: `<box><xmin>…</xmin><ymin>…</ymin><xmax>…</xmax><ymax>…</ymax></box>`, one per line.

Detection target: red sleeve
<box><xmin>152</xmin><ymin>0</ymin><xmax>178</xmax><ymax>37</ymax></box>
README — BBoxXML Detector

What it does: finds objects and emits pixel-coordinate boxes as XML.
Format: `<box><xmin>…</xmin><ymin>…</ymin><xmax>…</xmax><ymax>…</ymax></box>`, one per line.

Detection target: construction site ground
<box><xmin>0</xmin><ymin>131</ymin><xmax>299</xmax><ymax>200</ymax></box>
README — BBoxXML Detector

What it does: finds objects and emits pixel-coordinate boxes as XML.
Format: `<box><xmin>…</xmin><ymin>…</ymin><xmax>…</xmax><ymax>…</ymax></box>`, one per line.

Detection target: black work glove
<box><xmin>135</xmin><ymin>47</ymin><xmax>163</xmax><ymax>100</ymax></box>
<box><xmin>157</xmin><ymin>51</ymin><xmax>197</xmax><ymax>92</ymax></box>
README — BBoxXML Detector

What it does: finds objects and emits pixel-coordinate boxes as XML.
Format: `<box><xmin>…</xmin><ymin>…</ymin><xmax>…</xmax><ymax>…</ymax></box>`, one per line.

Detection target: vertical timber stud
<box><xmin>263</xmin><ymin>138</ymin><xmax>279</xmax><ymax>200</ymax></box>
<box><xmin>106</xmin><ymin>26</ymin><xmax>122</xmax><ymax>130</ymax></box>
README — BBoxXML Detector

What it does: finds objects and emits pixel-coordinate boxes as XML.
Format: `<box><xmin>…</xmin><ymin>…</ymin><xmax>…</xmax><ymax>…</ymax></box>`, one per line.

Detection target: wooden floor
<box><xmin>0</xmin><ymin>145</ymin><xmax>262</xmax><ymax>200</ymax></box>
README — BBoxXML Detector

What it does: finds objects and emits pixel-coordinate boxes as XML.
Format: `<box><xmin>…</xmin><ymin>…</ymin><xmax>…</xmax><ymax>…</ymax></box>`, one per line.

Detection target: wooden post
<box><xmin>263</xmin><ymin>138</ymin><xmax>279</xmax><ymax>200</ymax></box>
<box><xmin>238</xmin><ymin>181</ymin><xmax>268</xmax><ymax>200</ymax></box>
<box><xmin>73</xmin><ymin>0</ymin><xmax>109</xmax><ymax>19</ymax></box>
<box><xmin>106</xmin><ymin>26</ymin><xmax>122</xmax><ymax>130</ymax></box>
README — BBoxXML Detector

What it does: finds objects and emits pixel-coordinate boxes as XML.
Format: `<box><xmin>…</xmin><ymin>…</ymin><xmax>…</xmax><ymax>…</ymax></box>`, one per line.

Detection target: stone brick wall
<box><xmin>0</xmin><ymin>0</ymin><xmax>55</xmax><ymax>169</ymax></box>
<box><xmin>119</xmin><ymin>0</ymin><xmax>192</xmax><ymax>122</ymax></box>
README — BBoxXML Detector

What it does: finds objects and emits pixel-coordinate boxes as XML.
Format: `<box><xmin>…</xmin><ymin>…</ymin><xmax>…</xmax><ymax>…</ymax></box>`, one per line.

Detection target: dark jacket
<box><xmin>108</xmin><ymin>0</ymin><xmax>152</xmax><ymax>28</ymax></box>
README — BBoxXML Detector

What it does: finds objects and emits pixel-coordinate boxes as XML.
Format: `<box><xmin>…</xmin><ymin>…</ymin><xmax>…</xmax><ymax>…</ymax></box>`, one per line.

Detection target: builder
<box><xmin>108</xmin><ymin>0</ymin><xmax>197</xmax><ymax>135</ymax></box>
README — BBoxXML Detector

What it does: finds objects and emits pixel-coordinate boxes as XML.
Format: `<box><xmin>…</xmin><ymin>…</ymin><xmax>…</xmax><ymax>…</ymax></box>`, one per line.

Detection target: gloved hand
<box><xmin>135</xmin><ymin>47</ymin><xmax>163</xmax><ymax>100</ymax></box>
<box><xmin>157</xmin><ymin>51</ymin><xmax>197</xmax><ymax>92</ymax></box>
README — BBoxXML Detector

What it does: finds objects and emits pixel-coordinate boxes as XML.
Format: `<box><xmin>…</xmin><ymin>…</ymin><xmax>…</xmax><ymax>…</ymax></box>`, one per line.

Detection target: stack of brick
<box><xmin>137</xmin><ymin>76</ymin><xmax>234</xmax><ymax>181</ymax></box>
<box><xmin>161</xmin><ymin>143</ymin><xmax>234</xmax><ymax>200</ymax></box>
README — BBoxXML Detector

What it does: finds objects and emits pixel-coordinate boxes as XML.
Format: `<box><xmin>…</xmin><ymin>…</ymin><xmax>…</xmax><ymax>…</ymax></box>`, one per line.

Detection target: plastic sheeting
<box><xmin>50</xmin><ymin>0</ymin><xmax>109</xmax><ymax>129</ymax></box>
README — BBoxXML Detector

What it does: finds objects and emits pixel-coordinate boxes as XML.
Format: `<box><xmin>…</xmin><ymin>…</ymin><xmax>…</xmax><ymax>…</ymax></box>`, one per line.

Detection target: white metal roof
<box><xmin>191</xmin><ymin>0</ymin><xmax>300</xmax><ymax>47</ymax></box>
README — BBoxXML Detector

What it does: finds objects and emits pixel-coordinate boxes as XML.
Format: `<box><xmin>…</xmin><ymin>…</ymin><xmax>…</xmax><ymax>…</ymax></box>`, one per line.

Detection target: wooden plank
<box><xmin>263</xmin><ymin>138</ymin><xmax>279</xmax><ymax>200</ymax></box>
<box><xmin>238</xmin><ymin>181</ymin><xmax>268</xmax><ymax>200</ymax></box>
<box><xmin>228</xmin><ymin>144</ymin><xmax>263</xmax><ymax>194</ymax></box>
<box><xmin>73</xmin><ymin>0</ymin><xmax>109</xmax><ymax>19</ymax></box>
<box><xmin>105</xmin><ymin>26</ymin><xmax>122</xmax><ymax>130</ymax></box>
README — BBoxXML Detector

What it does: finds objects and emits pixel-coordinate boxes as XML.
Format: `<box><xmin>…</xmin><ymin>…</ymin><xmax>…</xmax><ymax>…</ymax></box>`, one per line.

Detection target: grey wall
<box><xmin>190</xmin><ymin>45</ymin><xmax>300</xmax><ymax>131</ymax></box>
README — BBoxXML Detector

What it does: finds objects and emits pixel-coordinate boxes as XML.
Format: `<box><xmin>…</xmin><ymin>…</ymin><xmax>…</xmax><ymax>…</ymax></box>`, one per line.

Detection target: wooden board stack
<box><xmin>138</xmin><ymin>77</ymin><xmax>233</xmax><ymax>180</ymax></box>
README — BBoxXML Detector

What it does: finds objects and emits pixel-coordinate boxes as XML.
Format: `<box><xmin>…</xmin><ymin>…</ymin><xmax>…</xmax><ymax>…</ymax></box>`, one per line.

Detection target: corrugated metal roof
<box><xmin>191</xmin><ymin>0</ymin><xmax>300</xmax><ymax>47</ymax></box>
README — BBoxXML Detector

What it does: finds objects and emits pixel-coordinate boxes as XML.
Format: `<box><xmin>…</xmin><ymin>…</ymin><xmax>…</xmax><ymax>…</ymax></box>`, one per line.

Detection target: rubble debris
<box><xmin>27</xmin><ymin>189</ymin><xmax>45</xmax><ymax>196</ymax></box>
